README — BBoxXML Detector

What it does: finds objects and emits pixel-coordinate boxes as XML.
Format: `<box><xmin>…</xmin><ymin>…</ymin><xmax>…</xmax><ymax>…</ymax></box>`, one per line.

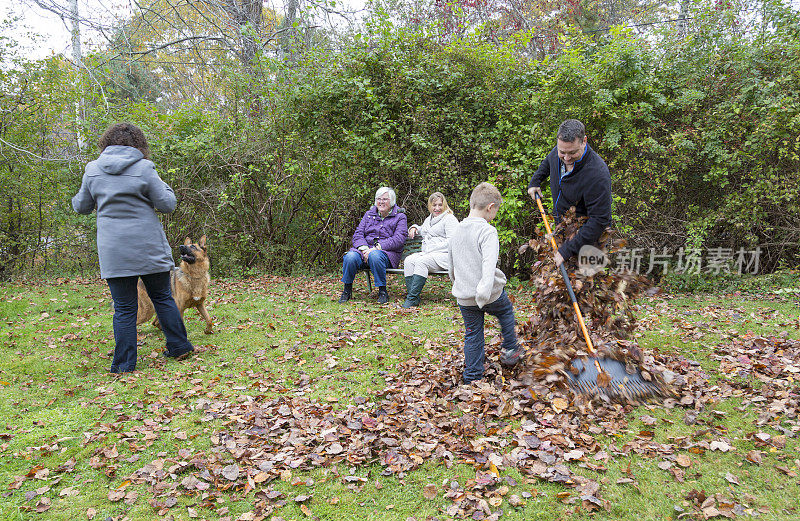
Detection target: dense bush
<box><xmin>2</xmin><ymin>0</ymin><xmax>799</xmax><ymax>280</ymax></box>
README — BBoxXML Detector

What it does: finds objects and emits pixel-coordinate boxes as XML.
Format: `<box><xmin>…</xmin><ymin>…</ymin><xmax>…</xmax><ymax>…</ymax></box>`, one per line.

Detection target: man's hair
<box><xmin>98</xmin><ymin>122</ymin><xmax>151</xmax><ymax>159</ymax></box>
<box><xmin>557</xmin><ymin>119</ymin><xmax>586</xmax><ymax>143</ymax></box>
<box><xmin>375</xmin><ymin>186</ymin><xmax>396</xmax><ymax>206</ymax></box>
<box><xmin>469</xmin><ymin>182</ymin><xmax>502</xmax><ymax>210</ymax></box>
<box><xmin>427</xmin><ymin>191</ymin><xmax>452</xmax><ymax>214</ymax></box>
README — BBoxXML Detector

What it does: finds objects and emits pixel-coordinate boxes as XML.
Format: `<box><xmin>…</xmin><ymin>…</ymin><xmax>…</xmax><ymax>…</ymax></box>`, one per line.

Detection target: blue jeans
<box><xmin>106</xmin><ymin>271</ymin><xmax>194</xmax><ymax>373</ymax></box>
<box><xmin>459</xmin><ymin>290</ymin><xmax>520</xmax><ymax>383</ymax></box>
<box><xmin>342</xmin><ymin>250</ymin><xmax>390</xmax><ymax>288</ymax></box>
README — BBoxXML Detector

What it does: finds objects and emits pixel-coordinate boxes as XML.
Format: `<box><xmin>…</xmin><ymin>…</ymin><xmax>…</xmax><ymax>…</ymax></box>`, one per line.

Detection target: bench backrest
<box><xmin>401</xmin><ymin>236</ymin><xmax>423</xmax><ymax>261</ymax></box>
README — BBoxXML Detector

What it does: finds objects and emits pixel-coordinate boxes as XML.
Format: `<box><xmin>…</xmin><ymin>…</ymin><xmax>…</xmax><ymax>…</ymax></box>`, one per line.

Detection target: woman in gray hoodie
<box><xmin>72</xmin><ymin>123</ymin><xmax>194</xmax><ymax>373</ymax></box>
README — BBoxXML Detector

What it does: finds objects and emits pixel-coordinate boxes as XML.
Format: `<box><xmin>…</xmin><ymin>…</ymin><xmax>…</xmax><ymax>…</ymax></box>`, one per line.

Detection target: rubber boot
<box><xmin>402</xmin><ymin>275</ymin><xmax>426</xmax><ymax>308</ymax></box>
<box><xmin>404</xmin><ymin>276</ymin><xmax>412</xmax><ymax>297</ymax></box>
<box><xmin>338</xmin><ymin>283</ymin><xmax>353</xmax><ymax>303</ymax></box>
<box><xmin>377</xmin><ymin>286</ymin><xmax>389</xmax><ymax>304</ymax></box>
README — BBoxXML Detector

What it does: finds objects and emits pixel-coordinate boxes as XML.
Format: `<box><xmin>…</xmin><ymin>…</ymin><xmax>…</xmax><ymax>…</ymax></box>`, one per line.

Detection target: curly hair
<box><xmin>98</xmin><ymin>122</ymin><xmax>150</xmax><ymax>159</ymax></box>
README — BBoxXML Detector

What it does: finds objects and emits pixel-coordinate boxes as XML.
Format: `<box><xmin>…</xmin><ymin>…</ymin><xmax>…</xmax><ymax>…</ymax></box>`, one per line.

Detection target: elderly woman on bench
<box><xmin>339</xmin><ymin>187</ymin><xmax>408</xmax><ymax>304</ymax></box>
<box><xmin>402</xmin><ymin>191</ymin><xmax>459</xmax><ymax>308</ymax></box>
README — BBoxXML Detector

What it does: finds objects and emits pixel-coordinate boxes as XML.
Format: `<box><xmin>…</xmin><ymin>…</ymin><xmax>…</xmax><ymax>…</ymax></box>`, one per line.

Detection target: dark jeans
<box><xmin>106</xmin><ymin>271</ymin><xmax>194</xmax><ymax>373</ymax></box>
<box><xmin>342</xmin><ymin>250</ymin><xmax>390</xmax><ymax>288</ymax></box>
<box><xmin>459</xmin><ymin>290</ymin><xmax>520</xmax><ymax>383</ymax></box>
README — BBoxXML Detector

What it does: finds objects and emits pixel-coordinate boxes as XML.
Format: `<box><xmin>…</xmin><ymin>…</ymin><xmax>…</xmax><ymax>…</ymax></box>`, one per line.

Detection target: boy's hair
<box><xmin>469</xmin><ymin>182</ymin><xmax>502</xmax><ymax>210</ymax></box>
<box><xmin>99</xmin><ymin>122</ymin><xmax>150</xmax><ymax>159</ymax></box>
<box><xmin>427</xmin><ymin>191</ymin><xmax>452</xmax><ymax>214</ymax></box>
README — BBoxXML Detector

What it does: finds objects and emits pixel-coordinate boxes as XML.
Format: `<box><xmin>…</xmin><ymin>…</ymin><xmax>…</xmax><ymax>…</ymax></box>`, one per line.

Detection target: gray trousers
<box><xmin>404</xmin><ymin>251</ymin><xmax>448</xmax><ymax>277</ymax></box>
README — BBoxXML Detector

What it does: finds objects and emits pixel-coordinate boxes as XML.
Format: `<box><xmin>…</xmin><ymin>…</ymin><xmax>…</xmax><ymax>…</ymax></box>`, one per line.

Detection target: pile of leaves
<box><xmin>518</xmin><ymin>208</ymin><xmax>675</xmax><ymax>403</ymax></box>
<box><xmin>82</xmin><ymin>328</ymin><xmax>797</xmax><ymax>520</ymax></box>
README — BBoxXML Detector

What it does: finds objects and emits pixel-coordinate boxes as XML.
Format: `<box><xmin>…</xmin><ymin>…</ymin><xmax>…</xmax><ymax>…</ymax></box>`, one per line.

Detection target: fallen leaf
<box><xmin>745</xmin><ymin>450</ymin><xmax>763</xmax><ymax>465</ymax></box>
<box><xmin>423</xmin><ymin>484</ymin><xmax>437</xmax><ymax>500</ymax></box>
<box><xmin>709</xmin><ymin>441</ymin><xmax>732</xmax><ymax>452</ymax></box>
<box><xmin>222</xmin><ymin>464</ymin><xmax>240</xmax><ymax>481</ymax></box>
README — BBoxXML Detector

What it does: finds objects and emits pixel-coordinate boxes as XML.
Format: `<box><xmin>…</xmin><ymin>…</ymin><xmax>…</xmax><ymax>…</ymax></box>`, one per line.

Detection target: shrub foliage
<box><xmin>1</xmin><ymin>1</ymin><xmax>799</xmax><ymax>279</ymax></box>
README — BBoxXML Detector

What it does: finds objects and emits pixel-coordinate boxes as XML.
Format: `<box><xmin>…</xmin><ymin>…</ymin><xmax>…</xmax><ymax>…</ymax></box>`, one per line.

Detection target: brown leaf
<box><xmin>596</xmin><ymin>370</ymin><xmax>611</xmax><ymax>388</ymax></box>
<box><xmin>508</xmin><ymin>494</ymin><xmax>526</xmax><ymax>507</ymax></box>
<box><xmin>564</xmin><ymin>449</ymin><xmax>585</xmax><ymax>461</ymax></box>
<box><xmin>676</xmin><ymin>454</ymin><xmax>692</xmax><ymax>467</ymax></box>
<box><xmin>745</xmin><ymin>450</ymin><xmax>763</xmax><ymax>465</ymax></box>
<box><xmin>35</xmin><ymin>497</ymin><xmax>51</xmax><ymax>513</ymax></box>
<box><xmin>709</xmin><ymin>441</ymin><xmax>732</xmax><ymax>452</ymax></box>
<box><xmin>59</xmin><ymin>486</ymin><xmax>80</xmax><ymax>497</ymax></box>
<box><xmin>551</xmin><ymin>397</ymin><xmax>569</xmax><ymax>412</ymax></box>
<box><xmin>423</xmin><ymin>484</ymin><xmax>438</xmax><ymax>500</ymax></box>
<box><xmin>221</xmin><ymin>464</ymin><xmax>240</xmax><ymax>481</ymax></box>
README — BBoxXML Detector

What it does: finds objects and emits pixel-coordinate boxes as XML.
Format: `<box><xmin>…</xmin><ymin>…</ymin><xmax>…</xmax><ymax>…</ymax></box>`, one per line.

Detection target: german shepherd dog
<box><xmin>137</xmin><ymin>235</ymin><xmax>213</xmax><ymax>334</ymax></box>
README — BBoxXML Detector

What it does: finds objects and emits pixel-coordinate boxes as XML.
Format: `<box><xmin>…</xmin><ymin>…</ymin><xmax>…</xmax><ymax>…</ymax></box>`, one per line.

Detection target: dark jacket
<box><xmin>528</xmin><ymin>144</ymin><xmax>612</xmax><ymax>260</ymax></box>
<box><xmin>72</xmin><ymin>145</ymin><xmax>176</xmax><ymax>278</ymax></box>
<box><xmin>349</xmin><ymin>205</ymin><xmax>408</xmax><ymax>268</ymax></box>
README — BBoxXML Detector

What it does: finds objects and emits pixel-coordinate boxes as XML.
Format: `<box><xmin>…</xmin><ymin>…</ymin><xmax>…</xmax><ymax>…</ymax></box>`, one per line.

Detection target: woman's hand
<box><xmin>361</xmin><ymin>247</ymin><xmax>376</xmax><ymax>263</ymax></box>
<box><xmin>408</xmin><ymin>227</ymin><xmax>417</xmax><ymax>239</ymax></box>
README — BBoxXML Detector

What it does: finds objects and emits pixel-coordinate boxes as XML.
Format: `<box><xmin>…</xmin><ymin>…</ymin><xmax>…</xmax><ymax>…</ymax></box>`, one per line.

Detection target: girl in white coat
<box><xmin>402</xmin><ymin>192</ymin><xmax>459</xmax><ymax>308</ymax></box>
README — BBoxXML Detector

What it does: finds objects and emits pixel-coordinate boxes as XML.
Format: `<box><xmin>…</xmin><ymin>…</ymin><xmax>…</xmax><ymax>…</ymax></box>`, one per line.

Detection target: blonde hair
<box><xmin>469</xmin><ymin>182</ymin><xmax>502</xmax><ymax>210</ymax></box>
<box><xmin>375</xmin><ymin>187</ymin><xmax>396</xmax><ymax>207</ymax></box>
<box><xmin>427</xmin><ymin>192</ymin><xmax>452</xmax><ymax>214</ymax></box>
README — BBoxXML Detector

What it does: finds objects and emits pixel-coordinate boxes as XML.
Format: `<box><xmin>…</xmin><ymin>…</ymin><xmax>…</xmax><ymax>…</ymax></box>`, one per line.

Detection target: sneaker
<box><xmin>377</xmin><ymin>287</ymin><xmax>388</xmax><ymax>304</ymax></box>
<box><xmin>500</xmin><ymin>347</ymin><xmax>524</xmax><ymax>367</ymax></box>
<box><xmin>164</xmin><ymin>346</ymin><xmax>195</xmax><ymax>360</ymax></box>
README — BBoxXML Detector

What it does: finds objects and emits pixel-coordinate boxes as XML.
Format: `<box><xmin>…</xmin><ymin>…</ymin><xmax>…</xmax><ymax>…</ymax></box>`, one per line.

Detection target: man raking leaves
<box><xmin>528</xmin><ymin>119</ymin><xmax>668</xmax><ymax>401</ymax></box>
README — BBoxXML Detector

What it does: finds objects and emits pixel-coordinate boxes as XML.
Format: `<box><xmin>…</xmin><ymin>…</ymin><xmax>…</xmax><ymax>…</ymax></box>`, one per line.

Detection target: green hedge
<box><xmin>2</xmin><ymin>0</ymin><xmax>799</xmax><ymax>279</ymax></box>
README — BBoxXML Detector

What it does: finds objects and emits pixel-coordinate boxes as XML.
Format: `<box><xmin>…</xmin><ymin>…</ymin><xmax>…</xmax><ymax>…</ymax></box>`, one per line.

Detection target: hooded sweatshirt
<box><xmin>72</xmin><ymin>145</ymin><xmax>177</xmax><ymax>278</ymax></box>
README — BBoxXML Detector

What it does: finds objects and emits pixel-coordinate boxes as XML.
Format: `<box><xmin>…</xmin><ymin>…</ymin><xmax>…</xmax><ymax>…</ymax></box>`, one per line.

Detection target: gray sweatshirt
<box><xmin>72</xmin><ymin>145</ymin><xmax>176</xmax><ymax>279</ymax></box>
<box><xmin>447</xmin><ymin>216</ymin><xmax>507</xmax><ymax>308</ymax></box>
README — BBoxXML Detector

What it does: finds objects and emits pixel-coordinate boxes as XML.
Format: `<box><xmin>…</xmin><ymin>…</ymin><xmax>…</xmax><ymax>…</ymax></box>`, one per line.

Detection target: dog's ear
<box><xmin>184</xmin><ymin>237</ymin><xmax>192</xmax><ymax>246</ymax></box>
<box><xmin>199</xmin><ymin>235</ymin><xmax>207</xmax><ymax>249</ymax></box>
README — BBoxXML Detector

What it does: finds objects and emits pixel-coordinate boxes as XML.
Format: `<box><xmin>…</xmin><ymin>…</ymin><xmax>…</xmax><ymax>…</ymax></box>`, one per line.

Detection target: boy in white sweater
<box><xmin>448</xmin><ymin>182</ymin><xmax>524</xmax><ymax>384</ymax></box>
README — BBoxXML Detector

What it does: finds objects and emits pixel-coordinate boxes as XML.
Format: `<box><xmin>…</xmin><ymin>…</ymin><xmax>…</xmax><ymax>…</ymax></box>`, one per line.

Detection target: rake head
<box><xmin>566</xmin><ymin>356</ymin><xmax>673</xmax><ymax>402</ymax></box>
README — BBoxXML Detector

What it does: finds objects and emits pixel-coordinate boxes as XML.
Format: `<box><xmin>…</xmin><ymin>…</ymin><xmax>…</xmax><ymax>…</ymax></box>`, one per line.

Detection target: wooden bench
<box><xmin>362</xmin><ymin>236</ymin><xmax>449</xmax><ymax>292</ymax></box>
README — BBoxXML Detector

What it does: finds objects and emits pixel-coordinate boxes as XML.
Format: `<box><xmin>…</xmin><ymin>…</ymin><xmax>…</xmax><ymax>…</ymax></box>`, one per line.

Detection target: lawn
<box><xmin>1</xmin><ymin>275</ymin><xmax>799</xmax><ymax>520</ymax></box>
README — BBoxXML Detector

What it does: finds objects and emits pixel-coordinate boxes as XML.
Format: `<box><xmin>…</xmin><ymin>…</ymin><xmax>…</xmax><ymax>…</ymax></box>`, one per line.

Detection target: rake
<box><xmin>533</xmin><ymin>193</ymin><xmax>668</xmax><ymax>402</ymax></box>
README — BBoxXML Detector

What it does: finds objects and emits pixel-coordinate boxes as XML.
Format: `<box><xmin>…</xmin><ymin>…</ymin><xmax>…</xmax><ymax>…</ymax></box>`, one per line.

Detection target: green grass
<box><xmin>1</xmin><ymin>276</ymin><xmax>800</xmax><ymax>520</ymax></box>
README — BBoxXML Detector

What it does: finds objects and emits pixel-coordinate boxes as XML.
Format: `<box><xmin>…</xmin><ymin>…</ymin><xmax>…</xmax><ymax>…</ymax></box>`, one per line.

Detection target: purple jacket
<box><xmin>350</xmin><ymin>205</ymin><xmax>408</xmax><ymax>268</ymax></box>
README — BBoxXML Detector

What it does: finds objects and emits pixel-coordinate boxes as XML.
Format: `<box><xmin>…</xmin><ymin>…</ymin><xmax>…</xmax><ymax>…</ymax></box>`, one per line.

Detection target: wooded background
<box><xmin>1</xmin><ymin>0</ymin><xmax>798</xmax><ymax>280</ymax></box>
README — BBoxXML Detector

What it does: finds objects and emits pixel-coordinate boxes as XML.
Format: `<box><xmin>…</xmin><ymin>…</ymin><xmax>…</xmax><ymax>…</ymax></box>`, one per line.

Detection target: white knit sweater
<box><xmin>410</xmin><ymin>211</ymin><xmax>459</xmax><ymax>254</ymax></box>
<box><xmin>447</xmin><ymin>216</ymin><xmax>507</xmax><ymax>308</ymax></box>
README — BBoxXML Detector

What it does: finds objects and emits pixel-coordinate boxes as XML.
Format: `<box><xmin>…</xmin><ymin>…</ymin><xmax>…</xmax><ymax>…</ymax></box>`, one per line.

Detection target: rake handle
<box><xmin>533</xmin><ymin>194</ymin><xmax>598</xmax><ymax>357</ymax></box>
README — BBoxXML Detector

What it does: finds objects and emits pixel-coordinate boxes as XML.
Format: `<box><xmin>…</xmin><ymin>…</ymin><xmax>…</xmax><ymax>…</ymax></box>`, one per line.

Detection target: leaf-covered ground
<box><xmin>1</xmin><ymin>276</ymin><xmax>800</xmax><ymax>520</ymax></box>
